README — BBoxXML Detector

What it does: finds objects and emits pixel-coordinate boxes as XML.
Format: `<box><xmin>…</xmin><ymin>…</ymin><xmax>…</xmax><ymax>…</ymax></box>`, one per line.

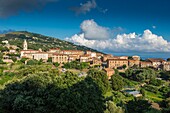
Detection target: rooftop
<box><xmin>147</xmin><ymin>58</ymin><xmax>165</xmax><ymax>62</ymax></box>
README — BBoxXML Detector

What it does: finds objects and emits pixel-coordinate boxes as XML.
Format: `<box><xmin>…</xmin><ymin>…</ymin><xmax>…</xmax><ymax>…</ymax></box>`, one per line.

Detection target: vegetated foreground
<box><xmin>0</xmin><ymin>61</ymin><xmax>170</xmax><ymax>113</ymax></box>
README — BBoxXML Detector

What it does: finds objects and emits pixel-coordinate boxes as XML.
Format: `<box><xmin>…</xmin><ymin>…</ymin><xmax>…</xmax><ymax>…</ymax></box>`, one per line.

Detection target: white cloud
<box><xmin>80</xmin><ymin>19</ymin><xmax>110</xmax><ymax>40</ymax></box>
<box><xmin>66</xmin><ymin>28</ymin><xmax>170</xmax><ymax>52</ymax></box>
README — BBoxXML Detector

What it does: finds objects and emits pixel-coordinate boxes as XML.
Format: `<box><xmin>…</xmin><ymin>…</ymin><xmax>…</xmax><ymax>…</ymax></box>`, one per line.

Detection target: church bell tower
<box><xmin>23</xmin><ymin>39</ymin><xmax>28</xmax><ymax>50</ymax></box>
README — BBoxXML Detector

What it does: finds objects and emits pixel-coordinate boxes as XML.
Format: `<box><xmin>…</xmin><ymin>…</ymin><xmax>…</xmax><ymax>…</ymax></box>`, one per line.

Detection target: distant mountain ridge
<box><xmin>0</xmin><ymin>31</ymin><xmax>103</xmax><ymax>53</ymax></box>
<box><xmin>0</xmin><ymin>29</ymin><xmax>15</xmax><ymax>34</ymax></box>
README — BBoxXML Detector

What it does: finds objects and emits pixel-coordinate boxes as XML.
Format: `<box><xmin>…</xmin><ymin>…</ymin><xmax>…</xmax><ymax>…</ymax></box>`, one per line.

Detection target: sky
<box><xmin>0</xmin><ymin>0</ymin><xmax>170</xmax><ymax>57</ymax></box>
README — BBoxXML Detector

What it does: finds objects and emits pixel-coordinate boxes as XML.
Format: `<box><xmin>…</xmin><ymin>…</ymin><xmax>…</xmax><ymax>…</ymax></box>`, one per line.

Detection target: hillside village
<box><xmin>1</xmin><ymin>39</ymin><xmax>170</xmax><ymax>78</ymax></box>
<box><xmin>1</xmin><ymin>0</ymin><xmax>170</xmax><ymax>112</ymax></box>
<box><xmin>0</xmin><ymin>34</ymin><xmax>170</xmax><ymax>113</ymax></box>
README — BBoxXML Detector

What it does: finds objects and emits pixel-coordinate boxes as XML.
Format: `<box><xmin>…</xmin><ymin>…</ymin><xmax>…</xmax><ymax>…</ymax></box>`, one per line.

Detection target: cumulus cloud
<box><xmin>71</xmin><ymin>0</ymin><xmax>97</xmax><ymax>15</ymax></box>
<box><xmin>0</xmin><ymin>0</ymin><xmax>57</xmax><ymax>18</ymax></box>
<box><xmin>66</xmin><ymin>21</ymin><xmax>170</xmax><ymax>52</ymax></box>
<box><xmin>80</xmin><ymin>19</ymin><xmax>110</xmax><ymax>40</ymax></box>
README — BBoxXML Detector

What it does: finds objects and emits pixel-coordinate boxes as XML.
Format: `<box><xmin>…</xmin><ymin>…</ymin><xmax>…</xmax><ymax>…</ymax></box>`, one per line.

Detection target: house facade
<box><xmin>52</xmin><ymin>54</ymin><xmax>68</xmax><ymax>63</ymax></box>
<box><xmin>107</xmin><ymin>59</ymin><xmax>128</xmax><ymax>69</ymax></box>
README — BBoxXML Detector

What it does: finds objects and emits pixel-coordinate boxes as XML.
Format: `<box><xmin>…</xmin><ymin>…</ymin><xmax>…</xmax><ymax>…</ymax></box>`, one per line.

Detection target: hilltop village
<box><xmin>1</xmin><ymin>39</ymin><xmax>170</xmax><ymax>78</ymax></box>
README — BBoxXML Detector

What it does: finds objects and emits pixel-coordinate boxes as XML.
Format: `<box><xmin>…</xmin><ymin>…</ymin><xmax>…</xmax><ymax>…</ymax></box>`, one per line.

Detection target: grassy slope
<box><xmin>0</xmin><ymin>31</ymin><xmax>103</xmax><ymax>53</ymax></box>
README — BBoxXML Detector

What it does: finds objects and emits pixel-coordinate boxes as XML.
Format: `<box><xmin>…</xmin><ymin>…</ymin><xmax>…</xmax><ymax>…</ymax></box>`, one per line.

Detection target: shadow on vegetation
<box><xmin>0</xmin><ymin>74</ymin><xmax>105</xmax><ymax>113</ymax></box>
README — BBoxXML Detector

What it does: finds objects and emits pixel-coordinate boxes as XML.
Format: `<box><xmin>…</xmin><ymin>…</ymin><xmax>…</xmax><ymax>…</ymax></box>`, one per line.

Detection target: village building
<box><xmin>147</xmin><ymin>58</ymin><xmax>165</xmax><ymax>68</ymax></box>
<box><xmin>2</xmin><ymin>59</ymin><xmax>14</xmax><ymax>63</ymax></box>
<box><xmin>96</xmin><ymin>53</ymin><xmax>104</xmax><ymax>59</ymax></box>
<box><xmin>20</xmin><ymin>40</ymin><xmax>44</xmax><ymax>59</ymax></box>
<box><xmin>5</xmin><ymin>44</ymin><xmax>18</xmax><ymax>50</ymax></box>
<box><xmin>3</xmin><ymin>55</ymin><xmax>10</xmax><ymax>59</ymax></box>
<box><xmin>86</xmin><ymin>51</ymin><xmax>92</xmax><ymax>55</ymax></box>
<box><xmin>163</xmin><ymin>62</ymin><xmax>170</xmax><ymax>71</ymax></box>
<box><xmin>52</xmin><ymin>54</ymin><xmax>68</xmax><ymax>63</ymax></box>
<box><xmin>32</xmin><ymin>52</ymin><xmax>49</xmax><ymax>61</ymax></box>
<box><xmin>103</xmin><ymin>68</ymin><xmax>115</xmax><ymax>79</ymax></box>
<box><xmin>140</xmin><ymin>61</ymin><xmax>152</xmax><ymax>68</ymax></box>
<box><xmin>90</xmin><ymin>57</ymin><xmax>102</xmax><ymax>66</ymax></box>
<box><xmin>48</xmin><ymin>48</ymin><xmax>61</xmax><ymax>53</ymax></box>
<box><xmin>86</xmin><ymin>51</ymin><xmax>97</xmax><ymax>58</ymax></box>
<box><xmin>20</xmin><ymin>50</ymin><xmax>40</xmax><ymax>58</ymax></box>
<box><xmin>128</xmin><ymin>60</ymin><xmax>140</xmax><ymax>67</ymax></box>
<box><xmin>68</xmin><ymin>54</ymin><xmax>80</xmax><ymax>62</ymax></box>
<box><xmin>9</xmin><ymin>49</ymin><xmax>17</xmax><ymax>53</ymax></box>
<box><xmin>119</xmin><ymin>56</ymin><xmax>128</xmax><ymax>59</ymax></box>
<box><xmin>61</xmin><ymin>50</ymin><xmax>84</xmax><ymax>56</ymax></box>
<box><xmin>132</xmin><ymin>55</ymin><xmax>140</xmax><ymax>61</ymax></box>
<box><xmin>2</xmin><ymin>40</ymin><xmax>8</xmax><ymax>44</ymax></box>
<box><xmin>80</xmin><ymin>55</ymin><xmax>90</xmax><ymax>62</ymax></box>
<box><xmin>102</xmin><ymin>54</ymin><xmax>113</xmax><ymax>62</ymax></box>
<box><xmin>107</xmin><ymin>58</ymin><xmax>128</xmax><ymax>69</ymax></box>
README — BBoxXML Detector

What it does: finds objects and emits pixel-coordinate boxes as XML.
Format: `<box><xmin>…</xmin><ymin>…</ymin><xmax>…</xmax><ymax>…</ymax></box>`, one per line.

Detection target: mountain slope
<box><xmin>0</xmin><ymin>31</ymin><xmax>103</xmax><ymax>53</ymax></box>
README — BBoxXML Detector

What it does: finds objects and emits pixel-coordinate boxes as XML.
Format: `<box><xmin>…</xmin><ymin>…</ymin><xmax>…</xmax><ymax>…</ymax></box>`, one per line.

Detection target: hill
<box><xmin>0</xmin><ymin>31</ymin><xmax>103</xmax><ymax>53</ymax></box>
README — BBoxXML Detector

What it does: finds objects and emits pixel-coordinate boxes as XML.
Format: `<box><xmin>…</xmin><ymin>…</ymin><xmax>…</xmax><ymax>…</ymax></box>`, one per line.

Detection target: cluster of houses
<box><xmin>1</xmin><ymin>40</ymin><xmax>170</xmax><ymax>78</ymax></box>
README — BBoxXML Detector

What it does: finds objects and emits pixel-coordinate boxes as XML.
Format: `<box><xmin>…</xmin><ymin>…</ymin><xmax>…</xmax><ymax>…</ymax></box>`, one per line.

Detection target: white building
<box><xmin>2</xmin><ymin>40</ymin><xmax>8</xmax><ymax>44</ymax></box>
<box><xmin>32</xmin><ymin>52</ymin><xmax>49</xmax><ymax>61</ymax></box>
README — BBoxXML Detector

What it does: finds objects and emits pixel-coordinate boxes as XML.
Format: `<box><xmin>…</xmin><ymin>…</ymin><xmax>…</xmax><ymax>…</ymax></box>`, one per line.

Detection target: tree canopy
<box><xmin>0</xmin><ymin>71</ymin><xmax>105</xmax><ymax>113</ymax></box>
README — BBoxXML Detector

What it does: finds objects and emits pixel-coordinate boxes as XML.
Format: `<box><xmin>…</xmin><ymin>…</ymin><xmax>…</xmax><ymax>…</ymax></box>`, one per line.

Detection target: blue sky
<box><xmin>1</xmin><ymin>0</ymin><xmax>170</xmax><ymax>56</ymax></box>
<box><xmin>0</xmin><ymin>0</ymin><xmax>170</xmax><ymax>39</ymax></box>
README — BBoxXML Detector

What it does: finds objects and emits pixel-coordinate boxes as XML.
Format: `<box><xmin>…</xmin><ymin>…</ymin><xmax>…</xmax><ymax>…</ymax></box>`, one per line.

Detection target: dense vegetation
<box><xmin>63</xmin><ymin>61</ymin><xmax>90</xmax><ymax>70</ymax></box>
<box><xmin>0</xmin><ymin>61</ymin><xmax>169</xmax><ymax>113</ymax></box>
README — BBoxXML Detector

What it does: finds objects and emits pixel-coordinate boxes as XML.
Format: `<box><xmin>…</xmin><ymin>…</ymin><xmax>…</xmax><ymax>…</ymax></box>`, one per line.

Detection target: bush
<box><xmin>53</xmin><ymin>62</ymin><xmax>60</xmax><ymax>67</ymax></box>
<box><xmin>143</xmin><ymin>85</ymin><xmax>159</xmax><ymax>94</ymax></box>
<box><xmin>63</xmin><ymin>61</ymin><xmax>89</xmax><ymax>70</ymax></box>
<box><xmin>149</xmin><ymin>78</ymin><xmax>163</xmax><ymax>86</ymax></box>
<box><xmin>0</xmin><ymin>59</ymin><xmax>5</xmax><ymax>64</ymax></box>
<box><xmin>27</xmin><ymin>59</ymin><xmax>39</xmax><ymax>65</ymax></box>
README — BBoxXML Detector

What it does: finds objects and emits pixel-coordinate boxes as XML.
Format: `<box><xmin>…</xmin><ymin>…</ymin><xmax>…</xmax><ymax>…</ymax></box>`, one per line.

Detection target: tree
<box><xmin>38</xmin><ymin>59</ymin><xmax>43</xmax><ymax>65</ymax></box>
<box><xmin>111</xmin><ymin>75</ymin><xmax>124</xmax><ymax>91</ymax></box>
<box><xmin>88</xmin><ymin>69</ymin><xmax>111</xmax><ymax>94</ymax></box>
<box><xmin>53</xmin><ymin>62</ymin><xmax>60</xmax><ymax>67</ymax></box>
<box><xmin>140</xmin><ymin>89</ymin><xmax>146</xmax><ymax>98</ymax></box>
<box><xmin>126</xmin><ymin>99</ymin><xmax>152</xmax><ymax>113</ymax></box>
<box><xmin>47</xmin><ymin>57</ymin><xmax>52</xmax><ymax>62</ymax></box>
<box><xmin>128</xmin><ymin>56</ymin><xmax>133</xmax><ymax>60</ymax></box>
<box><xmin>125</xmin><ymin>68</ymin><xmax>157</xmax><ymax>82</ymax></box>
<box><xmin>167</xmin><ymin>58</ymin><xmax>170</xmax><ymax>61</ymax></box>
<box><xmin>149</xmin><ymin>78</ymin><xmax>163</xmax><ymax>86</ymax></box>
<box><xmin>20</xmin><ymin>58</ymin><xmax>28</xmax><ymax>64</ymax></box>
<box><xmin>0</xmin><ymin>59</ymin><xmax>5</xmax><ymax>64</ymax></box>
<box><xmin>122</xmin><ymin>65</ymin><xmax>127</xmax><ymax>69</ymax></box>
<box><xmin>159</xmin><ymin>71</ymin><xmax>170</xmax><ymax>81</ymax></box>
<box><xmin>0</xmin><ymin>53</ymin><xmax>3</xmax><ymax>59</ymax></box>
<box><xmin>11</xmin><ymin>56</ymin><xmax>17</xmax><ymax>62</ymax></box>
<box><xmin>0</xmin><ymin>46</ymin><xmax>9</xmax><ymax>52</ymax></box>
<box><xmin>105</xmin><ymin>101</ymin><xmax>124</xmax><ymax>113</ymax></box>
<box><xmin>162</xmin><ymin>97</ymin><xmax>170</xmax><ymax>113</ymax></box>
